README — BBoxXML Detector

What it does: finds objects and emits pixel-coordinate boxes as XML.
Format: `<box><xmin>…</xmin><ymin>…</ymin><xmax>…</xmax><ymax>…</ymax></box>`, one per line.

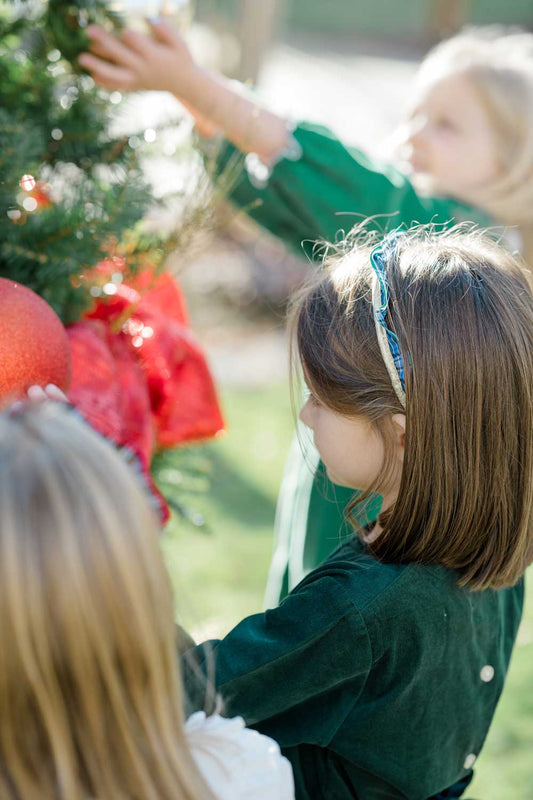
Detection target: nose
<box><xmin>406</xmin><ymin>114</ymin><xmax>428</xmax><ymax>145</ymax></box>
<box><xmin>299</xmin><ymin>398</ymin><xmax>314</xmax><ymax>429</ymax></box>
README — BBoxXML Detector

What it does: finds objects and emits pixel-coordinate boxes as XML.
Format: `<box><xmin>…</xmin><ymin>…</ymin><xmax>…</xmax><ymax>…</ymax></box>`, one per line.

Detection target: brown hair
<box><xmin>292</xmin><ymin>225</ymin><xmax>533</xmax><ymax>590</ymax></box>
<box><xmin>0</xmin><ymin>403</ymin><xmax>214</xmax><ymax>800</ymax></box>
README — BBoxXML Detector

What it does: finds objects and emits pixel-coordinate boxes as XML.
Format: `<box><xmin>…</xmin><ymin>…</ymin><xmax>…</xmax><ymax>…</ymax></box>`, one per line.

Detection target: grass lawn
<box><xmin>160</xmin><ymin>383</ymin><xmax>295</xmax><ymax>638</ymax></box>
<box><xmin>160</xmin><ymin>382</ymin><xmax>533</xmax><ymax>799</ymax></box>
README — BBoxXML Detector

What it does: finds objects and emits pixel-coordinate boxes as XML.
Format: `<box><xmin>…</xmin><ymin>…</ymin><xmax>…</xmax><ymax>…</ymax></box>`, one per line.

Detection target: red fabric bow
<box><xmin>66</xmin><ymin>270</ymin><xmax>224</xmax><ymax>523</ymax></box>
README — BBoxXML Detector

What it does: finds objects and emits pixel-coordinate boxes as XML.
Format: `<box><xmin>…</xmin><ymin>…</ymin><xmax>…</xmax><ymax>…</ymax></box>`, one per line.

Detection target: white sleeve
<box><xmin>185</xmin><ymin>711</ymin><xmax>295</xmax><ymax>800</ymax></box>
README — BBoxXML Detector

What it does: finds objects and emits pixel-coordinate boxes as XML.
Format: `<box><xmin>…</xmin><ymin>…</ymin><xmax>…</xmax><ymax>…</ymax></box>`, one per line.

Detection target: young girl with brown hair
<box><xmin>7</xmin><ymin>226</ymin><xmax>533</xmax><ymax>799</ymax></box>
<box><xmin>79</xmin><ymin>23</ymin><xmax>533</xmax><ymax>603</ymax></box>
<box><xmin>177</xmin><ymin>226</ymin><xmax>533</xmax><ymax>799</ymax></box>
<box><xmin>0</xmin><ymin>401</ymin><xmax>294</xmax><ymax>800</ymax></box>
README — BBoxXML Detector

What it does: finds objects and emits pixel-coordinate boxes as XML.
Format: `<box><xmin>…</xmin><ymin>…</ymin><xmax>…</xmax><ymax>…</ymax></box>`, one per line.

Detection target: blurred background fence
<box><xmin>194</xmin><ymin>0</ymin><xmax>533</xmax><ymax>83</ymax></box>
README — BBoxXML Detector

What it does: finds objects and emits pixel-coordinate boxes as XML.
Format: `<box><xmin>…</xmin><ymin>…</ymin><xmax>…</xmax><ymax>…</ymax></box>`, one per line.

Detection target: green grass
<box><xmin>160</xmin><ymin>383</ymin><xmax>294</xmax><ymax>638</ymax></box>
<box><xmin>161</xmin><ymin>382</ymin><xmax>533</xmax><ymax>799</ymax></box>
<box><xmin>469</xmin><ymin>613</ymin><xmax>533</xmax><ymax>799</ymax></box>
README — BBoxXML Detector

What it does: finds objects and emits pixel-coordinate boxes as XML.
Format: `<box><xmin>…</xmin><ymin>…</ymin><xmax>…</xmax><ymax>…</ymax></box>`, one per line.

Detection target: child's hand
<box><xmin>7</xmin><ymin>384</ymin><xmax>68</xmax><ymax>414</ymax></box>
<box><xmin>78</xmin><ymin>19</ymin><xmax>198</xmax><ymax>97</ymax></box>
<box><xmin>27</xmin><ymin>384</ymin><xmax>69</xmax><ymax>403</ymax></box>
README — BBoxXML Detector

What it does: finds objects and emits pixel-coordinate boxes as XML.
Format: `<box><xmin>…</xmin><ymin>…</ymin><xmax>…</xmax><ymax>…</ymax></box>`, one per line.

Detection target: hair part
<box><xmin>291</xmin><ymin>223</ymin><xmax>533</xmax><ymax>591</ymax></box>
<box><xmin>0</xmin><ymin>403</ymin><xmax>213</xmax><ymax>800</ymax></box>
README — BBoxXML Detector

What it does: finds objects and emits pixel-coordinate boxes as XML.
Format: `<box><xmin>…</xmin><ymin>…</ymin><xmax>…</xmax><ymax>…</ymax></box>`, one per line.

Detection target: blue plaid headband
<box><xmin>369</xmin><ymin>234</ymin><xmax>406</xmax><ymax>408</ymax></box>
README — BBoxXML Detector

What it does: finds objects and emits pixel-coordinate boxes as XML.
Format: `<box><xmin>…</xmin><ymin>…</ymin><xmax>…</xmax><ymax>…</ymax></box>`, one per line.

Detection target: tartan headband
<box><xmin>369</xmin><ymin>233</ymin><xmax>407</xmax><ymax>408</ymax></box>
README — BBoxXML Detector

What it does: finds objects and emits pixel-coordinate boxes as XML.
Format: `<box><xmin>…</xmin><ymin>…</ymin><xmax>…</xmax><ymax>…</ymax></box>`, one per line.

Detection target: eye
<box><xmin>435</xmin><ymin>117</ymin><xmax>457</xmax><ymax>132</ymax></box>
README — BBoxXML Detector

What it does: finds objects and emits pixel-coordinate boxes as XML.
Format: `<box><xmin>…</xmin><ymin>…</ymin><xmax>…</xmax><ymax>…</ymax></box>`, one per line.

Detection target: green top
<box><xmin>183</xmin><ymin>536</ymin><xmax>523</xmax><ymax>799</ymax></box>
<box><xmin>214</xmin><ymin>122</ymin><xmax>491</xmax><ymax>603</ymax></box>
<box><xmin>217</xmin><ymin>121</ymin><xmax>487</xmax><ymax>254</ymax></box>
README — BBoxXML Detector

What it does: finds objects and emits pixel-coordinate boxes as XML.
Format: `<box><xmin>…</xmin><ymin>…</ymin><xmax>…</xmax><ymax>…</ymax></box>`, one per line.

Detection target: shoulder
<box><xmin>303</xmin><ymin>538</ymin><xmax>524</xmax><ymax>665</ymax></box>
<box><xmin>294</xmin><ymin>539</ymin><xmax>459</xmax><ymax>657</ymax></box>
<box><xmin>300</xmin><ymin>537</ymin><xmax>475</xmax><ymax>624</ymax></box>
<box><xmin>295</xmin><ymin>536</ymin><xmax>411</xmax><ymax>610</ymax></box>
<box><xmin>185</xmin><ymin>712</ymin><xmax>295</xmax><ymax>800</ymax></box>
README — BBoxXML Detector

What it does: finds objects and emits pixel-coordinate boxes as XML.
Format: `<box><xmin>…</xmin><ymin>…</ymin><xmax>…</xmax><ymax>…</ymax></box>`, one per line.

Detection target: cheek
<box><xmin>449</xmin><ymin>130</ymin><xmax>499</xmax><ymax>179</ymax></box>
<box><xmin>417</xmin><ymin>131</ymin><xmax>457</xmax><ymax>175</ymax></box>
<box><xmin>300</xmin><ymin>397</ymin><xmax>319</xmax><ymax>429</ymax></box>
<box><xmin>299</xmin><ymin>402</ymin><xmax>311</xmax><ymax>428</ymax></box>
<box><xmin>432</xmin><ymin>133</ymin><xmax>461</xmax><ymax>164</ymax></box>
<box><xmin>364</xmin><ymin>433</ymin><xmax>386</xmax><ymax>477</ymax></box>
<box><xmin>429</xmin><ymin>134</ymin><xmax>488</xmax><ymax>189</ymax></box>
<box><xmin>345</xmin><ymin>428</ymin><xmax>385</xmax><ymax>482</ymax></box>
<box><xmin>473</xmin><ymin>139</ymin><xmax>502</xmax><ymax>183</ymax></box>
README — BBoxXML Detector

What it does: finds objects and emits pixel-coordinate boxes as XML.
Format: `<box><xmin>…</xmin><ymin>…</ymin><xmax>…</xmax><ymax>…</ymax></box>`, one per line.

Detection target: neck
<box><xmin>364</xmin><ymin>523</ymin><xmax>382</xmax><ymax>543</ymax></box>
<box><xmin>364</xmin><ymin>490</ymin><xmax>398</xmax><ymax>543</ymax></box>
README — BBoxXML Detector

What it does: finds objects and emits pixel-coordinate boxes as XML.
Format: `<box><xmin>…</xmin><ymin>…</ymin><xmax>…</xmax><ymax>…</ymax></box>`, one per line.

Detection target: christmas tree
<box><xmin>0</xmin><ymin>0</ymin><xmax>153</xmax><ymax>320</ymax></box>
<box><xmin>0</xmin><ymin>0</ymin><xmax>224</xmax><ymax>523</ymax></box>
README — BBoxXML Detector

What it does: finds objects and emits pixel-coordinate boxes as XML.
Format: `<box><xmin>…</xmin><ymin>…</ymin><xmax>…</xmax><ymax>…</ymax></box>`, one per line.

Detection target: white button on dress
<box><xmin>463</xmin><ymin>753</ymin><xmax>477</xmax><ymax>770</ymax></box>
<box><xmin>480</xmin><ymin>665</ymin><xmax>495</xmax><ymax>682</ymax></box>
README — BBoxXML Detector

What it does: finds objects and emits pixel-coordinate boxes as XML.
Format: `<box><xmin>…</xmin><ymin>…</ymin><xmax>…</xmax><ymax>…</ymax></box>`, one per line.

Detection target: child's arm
<box><xmin>213</xmin><ymin>122</ymin><xmax>486</xmax><ymax>257</ymax></box>
<box><xmin>79</xmin><ymin>20</ymin><xmax>290</xmax><ymax>164</ymax></box>
<box><xmin>181</xmin><ymin>568</ymin><xmax>372</xmax><ymax>729</ymax></box>
<box><xmin>79</xmin><ymin>23</ymin><xmax>488</xmax><ymax>256</ymax></box>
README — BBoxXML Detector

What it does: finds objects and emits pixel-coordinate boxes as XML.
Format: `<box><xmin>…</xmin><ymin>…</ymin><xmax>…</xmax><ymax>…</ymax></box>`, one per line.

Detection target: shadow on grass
<box><xmin>203</xmin><ymin>446</ymin><xmax>278</xmax><ymax>530</ymax></box>
<box><xmin>153</xmin><ymin>444</ymin><xmax>278</xmax><ymax>534</ymax></box>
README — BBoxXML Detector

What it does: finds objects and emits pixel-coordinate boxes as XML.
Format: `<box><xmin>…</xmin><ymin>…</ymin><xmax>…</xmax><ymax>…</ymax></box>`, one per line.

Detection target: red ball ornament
<box><xmin>0</xmin><ymin>278</ymin><xmax>71</xmax><ymax>401</ymax></box>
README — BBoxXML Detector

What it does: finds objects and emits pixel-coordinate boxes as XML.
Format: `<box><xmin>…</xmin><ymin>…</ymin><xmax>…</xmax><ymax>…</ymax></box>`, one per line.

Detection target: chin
<box><xmin>325</xmin><ymin>468</ymin><xmax>355</xmax><ymax>490</ymax></box>
<box><xmin>411</xmin><ymin>171</ymin><xmax>441</xmax><ymax>196</ymax></box>
<box><xmin>325</xmin><ymin>467</ymin><xmax>341</xmax><ymax>486</ymax></box>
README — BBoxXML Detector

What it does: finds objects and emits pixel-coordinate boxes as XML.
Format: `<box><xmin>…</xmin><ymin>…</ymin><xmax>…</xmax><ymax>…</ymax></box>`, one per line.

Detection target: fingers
<box><xmin>78</xmin><ymin>52</ymin><xmax>138</xmax><ymax>90</ymax></box>
<box><xmin>86</xmin><ymin>24</ymin><xmax>141</xmax><ymax>70</ymax></box>
<box><xmin>88</xmin><ymin>40</ymin><xmax>115</xmax><ymax>61</ymax></box>
<box><xmin>43</xmin><ymin>384</ymin><xmax>69</xmax><ymax>403</ymax></box>
<box><xmin>119</xmin><ymin>27</ymin><xmax>160</xmax><ymax>58</ymax></box>
<box><xmin>88</xmin><ymin>38</ymin><xmax>136</xmax><ymax>68</ymax></box>
<box><xmin>27</xmin><ymin>385</ymin><xmax>48</xmax><ymax>402</ymax></box>
<box><xmin>80</xmin><ymin>20</ymin><xmax>191</xmax><ymax>96</ymax></box>
<box><xmin>27</xmin><ymin>384</ymin><xmax>68</xmax><ymax>403</ymax></box>
<box><xmin>147</xmin><ymin>17</ymin><xmax>184</xmax><ymax>47</ymax></box>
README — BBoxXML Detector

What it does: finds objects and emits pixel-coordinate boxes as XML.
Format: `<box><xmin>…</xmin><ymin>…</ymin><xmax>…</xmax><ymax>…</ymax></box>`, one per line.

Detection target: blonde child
<box><xmin>79</xmin><ymin>23</ymin><xmax>533</xmax><ymax>602</ymax></box>
<box><xmin>0</xmin><ymin>401</ymin><xmax>294</xmax><ymax>800</ymax></box>
<box><xmin>178</xmin><ymin>225</ymin><xmax>533</xmax><ymax>800</ymax></box>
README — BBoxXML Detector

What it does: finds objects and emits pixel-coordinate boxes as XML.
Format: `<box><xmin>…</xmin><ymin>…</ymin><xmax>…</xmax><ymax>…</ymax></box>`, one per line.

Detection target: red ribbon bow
<box><xmin>66</xmin><ymin>268</ymin><xmax>225</xmax><ymax>523</ymax></box>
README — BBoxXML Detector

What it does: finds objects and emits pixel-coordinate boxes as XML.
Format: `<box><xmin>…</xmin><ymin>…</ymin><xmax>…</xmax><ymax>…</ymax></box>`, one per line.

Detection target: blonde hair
<box><xmin>292</xmin><ymin>224</ymin><xmax>533</xmax><ymax>591</ymax></box>
<box><xmin>0</xmin><ymin>403</ymin><xmax>213</xmax><ymax>800</ymax></box>
<box><xmin>416</xmin><ymin>27</ymin><xmax>533</xmax><ymax>262</ymax></box>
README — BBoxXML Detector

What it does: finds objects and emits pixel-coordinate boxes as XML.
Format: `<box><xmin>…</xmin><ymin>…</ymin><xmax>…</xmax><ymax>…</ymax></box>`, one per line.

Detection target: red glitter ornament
<box><xmin>0</xmin><ymin>278</ymin><xmax>71</xmax><ymax>402</ymax></box>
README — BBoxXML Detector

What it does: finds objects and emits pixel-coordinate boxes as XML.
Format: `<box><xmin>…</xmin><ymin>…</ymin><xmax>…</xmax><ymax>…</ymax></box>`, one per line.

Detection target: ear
<box><xmin>391</xmin><ymin>413</ymin><xmax>406</xmax><ymax>461</ymax></box>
